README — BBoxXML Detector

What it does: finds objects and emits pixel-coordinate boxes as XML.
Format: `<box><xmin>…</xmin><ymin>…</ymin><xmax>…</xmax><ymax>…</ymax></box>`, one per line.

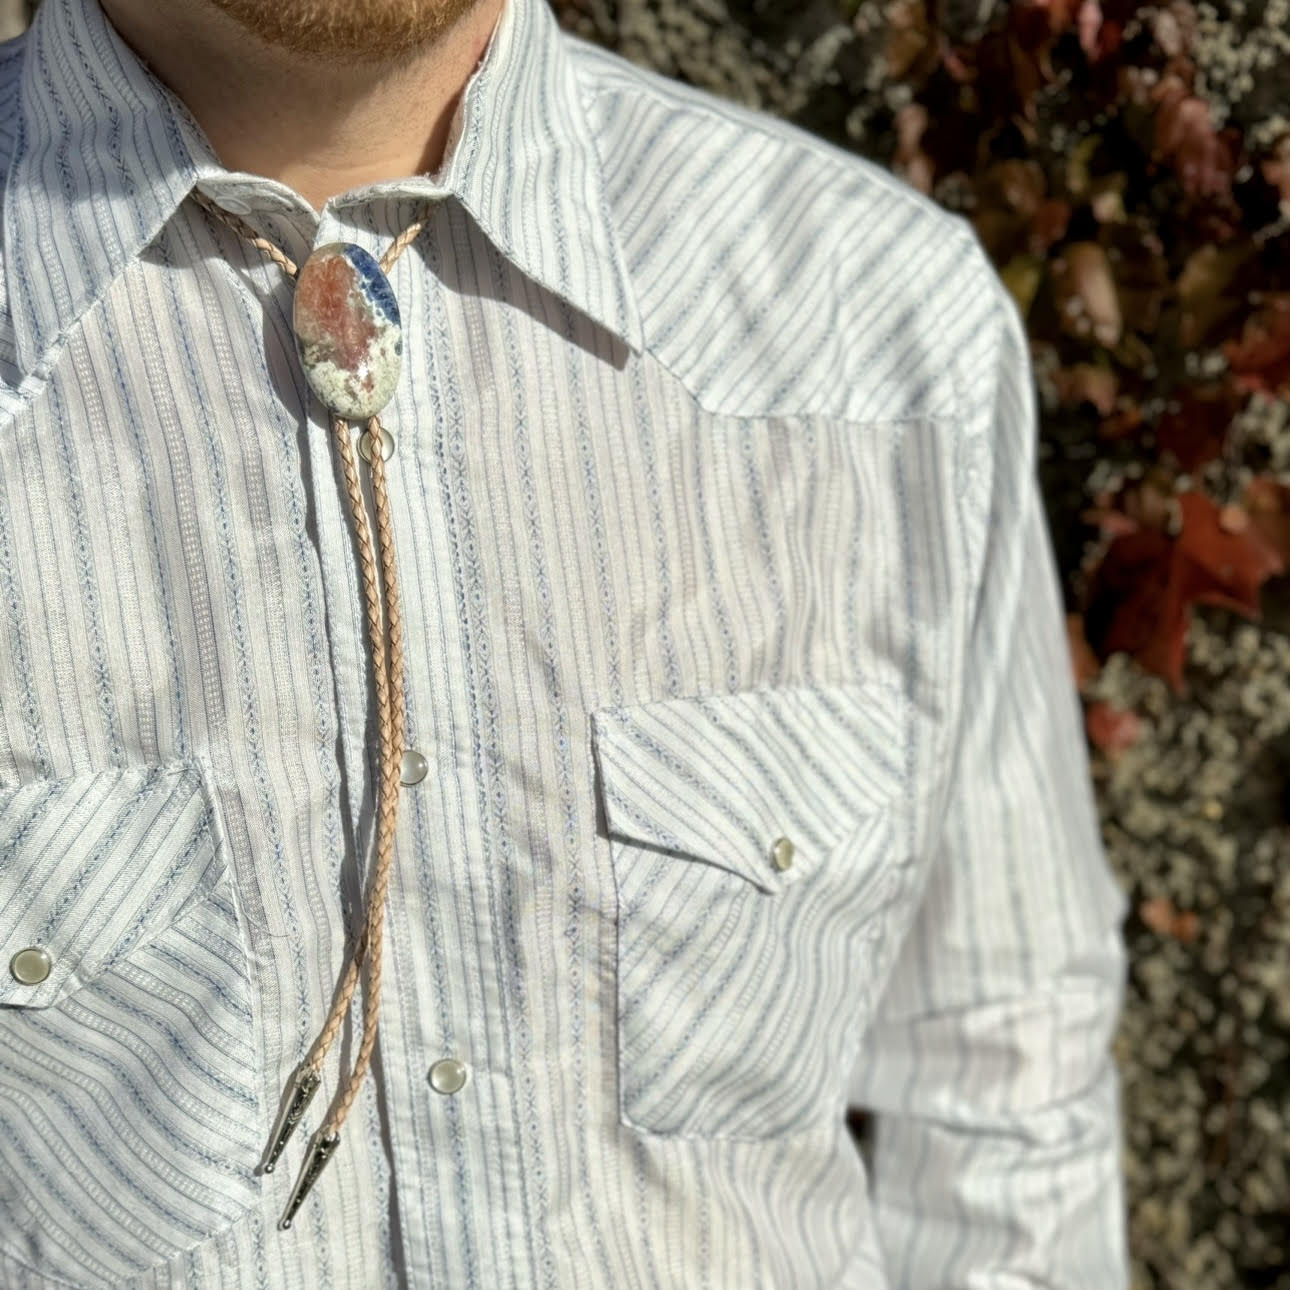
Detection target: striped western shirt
<box><xmin>0</xmin><ymin>0</ymin><xmax>1132</xmax><ymax>1283</ymax></box>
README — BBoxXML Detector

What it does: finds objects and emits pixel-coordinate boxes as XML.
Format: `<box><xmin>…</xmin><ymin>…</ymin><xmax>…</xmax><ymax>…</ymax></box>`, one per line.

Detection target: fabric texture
<box><xmin>0</xmin><ymin>0</ymin><xmax>1131</xmax><ymax>1283</ymax></box>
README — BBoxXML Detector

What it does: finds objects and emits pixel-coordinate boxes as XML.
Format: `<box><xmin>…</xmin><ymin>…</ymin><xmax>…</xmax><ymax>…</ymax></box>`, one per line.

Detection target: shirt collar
<box><xmin>3</xmin><ymin>0</ymin><xmax>645</xmax><ymax>378</ymax></box>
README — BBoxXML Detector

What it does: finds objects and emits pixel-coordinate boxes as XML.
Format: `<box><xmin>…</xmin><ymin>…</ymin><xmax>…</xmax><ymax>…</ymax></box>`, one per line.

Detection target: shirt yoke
<box><xmin>0</xmin><ymin>23</ymin><xmax>1011</xmax><ymax>435</ymax></box>
<box><xmin>569</xmin><ymin>35</ymin><xmax>1003</xmax><ymax>428</ymax></box>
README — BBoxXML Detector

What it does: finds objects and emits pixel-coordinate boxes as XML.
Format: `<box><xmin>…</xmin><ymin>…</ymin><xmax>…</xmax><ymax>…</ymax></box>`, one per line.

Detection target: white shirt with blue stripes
<box><xmin>0</xmin><ymin>0</ymin><xmax>1131</xmax><ymax>1284</ymax></box>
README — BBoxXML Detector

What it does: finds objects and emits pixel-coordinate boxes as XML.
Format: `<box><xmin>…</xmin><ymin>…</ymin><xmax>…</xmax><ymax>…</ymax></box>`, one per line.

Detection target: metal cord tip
<box><xmin>278</xmin><ymin>1130</ymin><xmax>340</xmax><ymax>1231</ymax></box>
<box><xmin>263</xmin><ymin>1067</ymin><xmax>321</xmax><ymax>1175</ymax></box>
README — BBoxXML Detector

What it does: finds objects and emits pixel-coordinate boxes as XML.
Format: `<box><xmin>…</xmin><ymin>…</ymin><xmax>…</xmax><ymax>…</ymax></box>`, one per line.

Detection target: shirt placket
<box><xmin>300</xmin><ymin>204</ymin><xmax>527</xmax><ymax>1285</ymax></box>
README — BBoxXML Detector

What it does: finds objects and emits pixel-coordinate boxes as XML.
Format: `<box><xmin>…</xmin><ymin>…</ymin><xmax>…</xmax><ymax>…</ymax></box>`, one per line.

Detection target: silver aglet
<box><xmin>278</xmin><ymin>1129</ymin><xmax>341</xmax><ymax>1230</ymax></box>
<box><xmin>262</xmin><ymin>1068</ymin><xmax>321</xmax><ymax>1174</ymax></box>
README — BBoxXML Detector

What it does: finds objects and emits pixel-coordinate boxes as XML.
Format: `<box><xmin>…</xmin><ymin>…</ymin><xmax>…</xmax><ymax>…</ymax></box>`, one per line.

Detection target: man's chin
<box><xmin>202</xmin><ymin>0</ymin><xmax>482</xmax><ymax>60</ymax></box>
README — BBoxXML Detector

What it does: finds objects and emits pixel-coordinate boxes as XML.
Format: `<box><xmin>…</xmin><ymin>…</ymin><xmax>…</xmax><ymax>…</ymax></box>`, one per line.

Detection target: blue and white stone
<box><xmin>293</xmin><ymin>242</ymin><xmax>403</xmax><ymax>421</ymax></box>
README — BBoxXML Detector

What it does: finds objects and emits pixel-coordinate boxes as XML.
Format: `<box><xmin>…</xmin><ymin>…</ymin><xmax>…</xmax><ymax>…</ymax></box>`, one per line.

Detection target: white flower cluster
<box><xmin>1189</xmin><ymin>0</ymin><xmax>1290</xmax><ymax>130</ymax></box>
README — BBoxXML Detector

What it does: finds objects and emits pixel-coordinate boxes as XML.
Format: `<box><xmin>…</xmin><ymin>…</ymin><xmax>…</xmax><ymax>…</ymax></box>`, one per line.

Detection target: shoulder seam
<box><xmin>566</xmin><ymin>36</ymin><xmax>952</xmax><ymax>228</ymax></box>
<box><xmin>946</xmin><ymin>225</ymin><xmax>1011</xmax><ymax>438</ymax></box>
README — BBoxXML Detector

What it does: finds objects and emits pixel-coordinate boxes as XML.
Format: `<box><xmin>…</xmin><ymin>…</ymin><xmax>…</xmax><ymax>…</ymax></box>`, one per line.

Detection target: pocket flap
<box><xmin>0</xmin><ymin>765</ymin><xmax>223</xmax><ymax>1009</ymax></box>
<box><xmin>590</xmin><ymin>681</ymin><xmax>911</xmax><ymax>894</ymax></box>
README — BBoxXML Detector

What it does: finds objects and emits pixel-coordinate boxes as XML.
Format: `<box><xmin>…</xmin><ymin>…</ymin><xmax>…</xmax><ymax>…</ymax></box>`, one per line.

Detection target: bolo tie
<box><xmin>188</xmin><ymin>187</ymin><xmax>419</xmax><ymax>1231</ymax></box>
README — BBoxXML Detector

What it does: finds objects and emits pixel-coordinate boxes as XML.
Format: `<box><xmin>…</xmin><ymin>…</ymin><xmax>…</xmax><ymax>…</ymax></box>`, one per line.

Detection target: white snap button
<box><xmin>358</xmin><ymin>427</ymin><xmax>395</xmax><ymax>463</ymax></box>
<box><xmin>428</xmin><ymin>1058</ymin><xmax>469</xmax><ymax>1095</ymax></box>
<box><xmin>10</xmin><ymin>946</ymin><xmax>52</xmax><ymax>985</ymax></box>
<box><xmin>770</xmin><ymin>836</ymin><xmax>795</xmax><ymax>872</ymax></box>
<box><xmin>400</xmin><ymin>749</ymin><xmax>429</xmax><ymax>786</ymax></box>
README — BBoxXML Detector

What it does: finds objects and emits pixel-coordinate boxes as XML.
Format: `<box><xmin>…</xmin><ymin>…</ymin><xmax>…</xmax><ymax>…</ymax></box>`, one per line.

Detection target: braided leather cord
<box><xmin>190</xmin><ymin>186</ymin><xmax>423</xmax><ymax>1174</ymax></box>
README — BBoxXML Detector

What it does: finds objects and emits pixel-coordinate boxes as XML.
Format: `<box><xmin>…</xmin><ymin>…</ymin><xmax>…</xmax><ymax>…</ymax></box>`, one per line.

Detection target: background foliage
<box><xmin>550</xmin><ymin>2</ymin><xmax>1290</xmax><ymax>1286</ymax></box>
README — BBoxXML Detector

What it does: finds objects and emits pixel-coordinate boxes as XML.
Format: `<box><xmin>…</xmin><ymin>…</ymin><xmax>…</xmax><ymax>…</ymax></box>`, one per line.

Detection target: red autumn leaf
<box><xmin>1084</xmin><ymin>491</ymin><xmax>1282</xmax><ymax>692</ymax></box>
<box><xmin>1084</xmin><ymin>528</ymin><xmax>1180</xmax><ymax>685</ymax></box>
<box><xmin>1139</xmin><ymin>897</ymin><xmax>1173</xmax><ymax>935</ymax></box>
<box><xmin>1154</xmin><ymin>381</ymin><xmax>1243</xmax><ymax>473</ymax></box>
<box><xmin>1224</xmin><ymin>294</ymin><xmax>1290</xmax><ymax>398</ymax></box>
<box><xmin>1072</xmin><ymin>0</ymin><xmax>1122</xmax><ymax>61</ymax></box>
<box><xmin>1091</xmin><ymin>16</ymin><xmax>1122</xmax><ymax>61</ymax></box>
<box><xmin>1145</xmin><ymin>897</ymin><xmax>1176</xmax><ymax>939</ymax></box>
<box><xmin>1153</xmin><ymin>79</ymin><xmax>1239</xmax><ymax>199</ymax></box>
<box><xmin>972</xmin><ymin>25</ymin><xmax>1048</xmax><ymax>122</ymax></box>
<box><xmin>1077</xmin><ymin>0</ymin><xmax>1103</xmax><ymax>56</ymax></box>
<box><xmin>1174</xmin><ymin>489</ymin><xmax>1282</xmax><ymax>614</ymax></box>
<box><xmin>1139</xmin><ymin>897</ymin><xmax>1200</xmax><ymax>943</ymax></box>
<box><xmin>1085</xmin><ymin>700</ymin><xmax>1142</xmax><ymax>754</ymax></box>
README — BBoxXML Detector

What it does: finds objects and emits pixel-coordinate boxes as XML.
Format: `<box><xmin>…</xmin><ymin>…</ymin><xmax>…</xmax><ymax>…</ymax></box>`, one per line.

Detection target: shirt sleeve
<box><xmin>846</xmin><ymin>237</ymin><xmax>1133</xmax><ymax>1288</ymax></box>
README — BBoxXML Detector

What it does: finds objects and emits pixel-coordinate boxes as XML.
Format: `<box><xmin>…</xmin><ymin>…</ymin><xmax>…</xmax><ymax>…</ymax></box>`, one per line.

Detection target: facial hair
<box><xmin>201</xmin><ymin>0</ymin><xmax>484</xmax><ymax>60</ymax></box>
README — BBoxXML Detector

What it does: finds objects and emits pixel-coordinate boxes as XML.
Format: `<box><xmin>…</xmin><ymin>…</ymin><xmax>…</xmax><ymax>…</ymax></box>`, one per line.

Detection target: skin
<box><xmin>97</xmin><ymin>0</ymin><xmax>507</xmax><ymax>210</ymax></box>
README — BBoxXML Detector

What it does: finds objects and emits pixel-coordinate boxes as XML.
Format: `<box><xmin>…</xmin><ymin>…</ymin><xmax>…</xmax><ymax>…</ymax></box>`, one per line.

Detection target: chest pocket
<box><xmin>591</xmin><ymin>680</ymin><xmax>921</xmax><ymax>1141</ymax></box>
<box><xmin>0</xmin><ymin>764</ymin><xmax>263</xmax><ymax>1286</ymax></box>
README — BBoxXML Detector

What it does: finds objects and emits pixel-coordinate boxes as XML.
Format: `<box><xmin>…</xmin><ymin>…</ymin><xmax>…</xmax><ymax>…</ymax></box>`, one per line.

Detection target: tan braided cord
<box><xmin>319</xmin><ymin>405</ymin><xmax>406</xmax><ymax>1135</ymax></box>
<box><xmin>189</xmin><ymin>186</ymin><xmax>425</xmax><ymax>1193</ymax></box>
<box><xmin>190</xmin><ymin>189</ymin><xmax>301</xmax><ymax>278</ymax></box>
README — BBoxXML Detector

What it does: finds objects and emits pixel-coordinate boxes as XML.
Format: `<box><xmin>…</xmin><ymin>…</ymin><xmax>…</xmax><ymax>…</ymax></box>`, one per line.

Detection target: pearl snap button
<box><xmin>770</xmin><ymin>836</ymin><xmax>795</xmax><ymax>872</ymax></box>
<box><xmin>9</xmin><ymin>946</ymin><xmax>52</xmax><ymax>985</ymax></box>
<box><xmin>358</xmin><ymin>426</ymin><xmax>395</xmax><ymax>463</ymax></box>
<box><xmin>401</xmin><ymin>749</ymin><xmax>429</xmax><ymax>786</ymax></box>
<box><xmin>428</xmin><ymin>1059</ymin><xmax>469</xmax><ymax>1095</ymax></box>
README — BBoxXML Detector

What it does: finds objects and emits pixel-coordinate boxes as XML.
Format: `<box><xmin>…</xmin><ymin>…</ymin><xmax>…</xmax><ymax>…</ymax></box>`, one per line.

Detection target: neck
<box><xmin>96</xmin><ymin>0</ymin><xmax>506</xmax><ymax>212</ymax></box>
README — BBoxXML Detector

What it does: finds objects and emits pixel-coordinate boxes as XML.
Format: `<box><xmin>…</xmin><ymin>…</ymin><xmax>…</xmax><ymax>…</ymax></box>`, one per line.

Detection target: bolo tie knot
<box><xmin>189</xmin><ymin>188</ymin><xmax>421</xmax><ymax>1230</ymax></box>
